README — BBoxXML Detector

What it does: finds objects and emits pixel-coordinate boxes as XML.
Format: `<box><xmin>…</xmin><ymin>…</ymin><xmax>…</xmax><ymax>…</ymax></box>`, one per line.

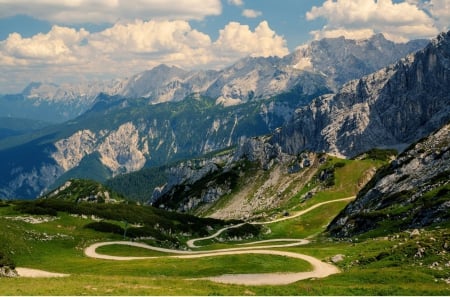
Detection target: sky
<box><xmin>0</xmin><ymin>0</ymin><xmax>449</xmax><ymax>94</ymax></box>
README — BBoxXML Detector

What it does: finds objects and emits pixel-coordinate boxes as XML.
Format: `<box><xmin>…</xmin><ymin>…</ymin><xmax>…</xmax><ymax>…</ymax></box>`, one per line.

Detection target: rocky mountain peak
<box><xmin>286</xmin><ymin>34</ymin><xmax>428</xmax><ymax>90</ymax></box>
<box><xmin>270</xmin><ymin>30</ymin><xmax>450</xmax><ymax>158</ymax></box>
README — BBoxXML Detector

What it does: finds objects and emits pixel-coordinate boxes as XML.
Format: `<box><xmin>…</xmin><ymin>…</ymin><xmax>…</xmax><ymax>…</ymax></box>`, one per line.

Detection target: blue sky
<box><xmin>0</xmin><ymin>0</ymin><xmax>448</xmax><ymax>93</ymax></box>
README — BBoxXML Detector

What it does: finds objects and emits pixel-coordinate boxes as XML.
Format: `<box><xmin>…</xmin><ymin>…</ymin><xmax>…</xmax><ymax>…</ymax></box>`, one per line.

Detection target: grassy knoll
<box><xmin>95</xmin><ymin>244</ymin><xmax>170</xmax><ymax>257</ymax></box>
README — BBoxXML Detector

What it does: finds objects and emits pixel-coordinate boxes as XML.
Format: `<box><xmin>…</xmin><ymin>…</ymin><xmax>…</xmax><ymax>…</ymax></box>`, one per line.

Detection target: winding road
<box><xmin>84</xmin><ymin>197</ymin><xmax>354</xmax><ymax>285</ymax></box>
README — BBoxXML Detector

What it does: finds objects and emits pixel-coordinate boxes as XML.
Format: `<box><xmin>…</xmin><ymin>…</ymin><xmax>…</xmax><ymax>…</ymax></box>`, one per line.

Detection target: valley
<box><xmin>0</xmin><ymin>29</ymin><xmax>449</xmax><ymax>296</ymax></box>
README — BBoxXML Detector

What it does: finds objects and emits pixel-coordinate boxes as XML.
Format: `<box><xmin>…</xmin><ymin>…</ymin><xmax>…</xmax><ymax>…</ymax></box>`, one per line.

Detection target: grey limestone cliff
<box><xmin>271</xmin><ymin>31</ymin><xmax>450</xmax><ymax>158</ymax></box>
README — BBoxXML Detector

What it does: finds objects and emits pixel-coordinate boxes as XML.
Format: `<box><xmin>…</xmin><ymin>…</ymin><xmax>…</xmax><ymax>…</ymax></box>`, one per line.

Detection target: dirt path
<box><xmin>252</xmin><ymin>196</ymin><xmax>355</xmax><ymax>225</ymax></box>
<box><xmin>15</xmin><ymin>267</ymin><xmax>69</xmax><ymax>278</ymax></box>
<box><xmin>84</xmin><ymin>240</ymin><xmax>337</xmax><ymax>285</ymax></box>
<box><xmin>84</xmin><ymin>197</ymin><xmax>354</xmax><ymax>285</ymax></box>
<box><xmin>186</xmin><ymin>197</ymin><xmax>354</xmax><ymax>248</ymax></box>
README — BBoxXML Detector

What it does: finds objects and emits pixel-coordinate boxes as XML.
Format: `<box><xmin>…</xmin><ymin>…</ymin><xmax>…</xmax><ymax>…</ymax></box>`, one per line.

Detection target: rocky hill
<box><xmin>270</xmin><ymin>31</ymin><xmax>450</xmax><ymax>158</ymax></box>
<box><xmin>328</xmin><ymin>122</ymin><xmax>450</xmax><ymax>237</ymax></box>
<box><xmin>147</xmin><ymin>149</ymin><xmax>320</xmax><ymax>219</ymax></box>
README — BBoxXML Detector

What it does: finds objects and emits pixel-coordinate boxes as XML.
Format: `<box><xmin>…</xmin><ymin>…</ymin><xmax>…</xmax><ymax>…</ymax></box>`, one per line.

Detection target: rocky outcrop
<box><xmin>271</xmin><ymin>31</ymin><xmax>450</xmax><ymax>158</ymax></box>
<box><xmin>328</xmin><ymin>122</ymin><xmax>450</xmax><ymax>237</ymax></box>
<box><xmin>41</xmin><ymin>179</ymin><xmax>126</xmax><ymax>203</ymax></box>
<box><xmin>151</xmin><ymin>153</ymin><xmax>233</xmax><ymax>209</ymax></box>
<box><xmin>52</xmin><ymin>122</ymin><xmax>149</xmax><ymax>176</ymax></box>
<box><xmin>0</xmin><ymin>266</ymin><xmax>18</xmax><ymax>278</ymax></box>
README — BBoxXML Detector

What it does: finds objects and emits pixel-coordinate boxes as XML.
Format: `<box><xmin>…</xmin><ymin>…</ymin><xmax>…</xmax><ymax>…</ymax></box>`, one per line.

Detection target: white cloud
<box><xmin>0</xmin><ymin>20</ymin><xmax>288</xmax><ymax>93</ymax></box>
<box><xmin>214</xmin><ymin>21</ymin><xmax>288</xmax><ymax>59</ymax></box>
<box><xmin>422</xmin><ymin>0</ymin><xmax>450</xmax><ymax>31</ymax></box>
<box><xmin>242</xmin><ymin>9</ymin><xmax>262</xmax><ymax>18</ymax></box>
<box><xmin>306</xmin><ymin>0</ymin><xmax>440</xmax><ymax>42</ymax></box>
<box><xmin>2</xmin><ymin>26</ymin><xmax>88</xmax><ymax>63</ymax></box>
<box><xmin>0</xmin><ymin>0</ymin><xmax>222</xmax><ymax>23</ymax></box>
<box><xmin>89</xmin><ymin>20</ymin><xmax>211</xmax><ymax>54</ymax></box>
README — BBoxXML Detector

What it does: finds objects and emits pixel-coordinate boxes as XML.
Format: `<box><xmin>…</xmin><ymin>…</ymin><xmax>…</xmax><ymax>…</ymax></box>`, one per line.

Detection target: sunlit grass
<box><xmin>263</xmin><ymin>200</ymin><xmax>350</xmax><ymax>239</ymax></box>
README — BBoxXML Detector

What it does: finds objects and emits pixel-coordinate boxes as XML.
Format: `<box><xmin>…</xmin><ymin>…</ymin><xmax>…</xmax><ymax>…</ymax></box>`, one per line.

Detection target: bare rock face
<box><xmin>328</xmin><ymin>122</ymin><xmax>450</xmax><ymax>237</ymax></box>
<box><xmin>150</xmin><ymin>153</ymin><xmax>234</xmax><ymax>210</ymax></box>
<box><xmin>272</xmin><ymin>31</ymin><xmax>450</xmax><ymax>159</ymax></box>
<box><xmin>52</xmin><ymin>122</ymin><xmax>149</xmax><ymax>176</ymax></box>
<box><xmin>234</xmin><ymin>135</ymin><xmax>287</xmax><ymax>170</ymax></box>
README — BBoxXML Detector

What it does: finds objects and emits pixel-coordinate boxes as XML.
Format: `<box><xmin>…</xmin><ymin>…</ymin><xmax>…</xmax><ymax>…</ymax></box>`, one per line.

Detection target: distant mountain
<box><xmin>0</xmin><ymin>34</ymin><xmax>427</xmax><ymax>123</ymax></box>
<box><xmin>0</xmin><ymin>89</ymin><xmax>323</xmax><ymax>199</ymax></box>
<box><xmin>0</xmin><ymin>80</ymin><xmax>125</xmax><ymax>122</ymax></box>
<box><xmin>270</xmin><ymin>31</ymin><xmax>450</xmax><ymax>158</ymax></box>
<box><xmin>328</xmin><ymin>122</ymin><xmax>450</xmax><ymax>237</ymax></box>
<box><xmin>286</xmin><ymin>33</ymin><xmax>428</xmax><ymax>89</ymax></box>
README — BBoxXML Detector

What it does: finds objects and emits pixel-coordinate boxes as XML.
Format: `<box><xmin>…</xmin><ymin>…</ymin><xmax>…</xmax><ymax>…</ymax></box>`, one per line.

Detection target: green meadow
<box><xmin>0</xmin><ymin>155</ymin><xmax>449</xmax><ymax>295</ymax></box>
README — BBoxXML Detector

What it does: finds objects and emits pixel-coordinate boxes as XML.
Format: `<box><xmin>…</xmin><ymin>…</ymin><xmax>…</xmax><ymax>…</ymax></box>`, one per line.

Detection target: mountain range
<box><xmin>0</xmin><ymin>34</ymin><xmax>426</xmax><ymax>123</ymax></box>
<box><xmin>109</xmin><ymin>31</ymin><xmax>450</xmax><ymax>216</ymax></box>
<box><xmin>0</xmin><ymin>33</ymin><xmax>441</xmax><ymax>200</ymax></box>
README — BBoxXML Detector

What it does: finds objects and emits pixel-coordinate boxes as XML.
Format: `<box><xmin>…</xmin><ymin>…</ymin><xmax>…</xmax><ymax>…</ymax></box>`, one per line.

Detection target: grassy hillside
<box><xmin>0</xmin><ymin>150</ymin><xmax>449</xmax><ymax>295</ymax></box>
<box><xmin>1</xmin><ymin>199</ymin><xmax>449</xmax><ymax>294</ymax></box>
<box><xmin>155</xmin><ymin>152</ymin><xmax>388</xmax><ymax>221</ymax></box>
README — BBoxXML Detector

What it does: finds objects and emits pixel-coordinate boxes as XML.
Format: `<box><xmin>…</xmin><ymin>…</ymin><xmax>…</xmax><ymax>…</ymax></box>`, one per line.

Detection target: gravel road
<box><xmin>83</xmin><ymin>197</ymin><xmax>354</xmax><ymax>285</ymax></box>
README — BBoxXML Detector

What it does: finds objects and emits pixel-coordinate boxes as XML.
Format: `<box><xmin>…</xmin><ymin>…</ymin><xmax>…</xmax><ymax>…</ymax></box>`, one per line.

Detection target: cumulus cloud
<box><xmin>0</xmin><ymin>20</ymin><xmax>288</xmax><ymax>93</ymax></box>
<box><xmin>421</xmin><ymin>0</ymin><xmax>450</xmax><ymax>31</ymax></box>
<box><xmin>89</xmin><ymin>20</ymin><xmax>211</xmax><ymax>54</ymax></box>
<box><xmin>214</xmin><ymin>21</ymin><xmax>288</xmax><ymax>59</ymax></box>
<box><xmin>306</xmin><ymin>0</ymin><xmax>440</xmax><ymax>42</ymax></box>
<box><xmin>2</xmin><ymin>26</ymin><xmax>88</xmax><ymax>64</ymax></box>
<box><xmin>242</xmin><ymin>9</ymin><xmax>262</xmax><ymax>18</ymax></box>
<box><xmin>0</xmin><ymin>0</ymin><xmax>222</xmax><ymax>23</ymax></box>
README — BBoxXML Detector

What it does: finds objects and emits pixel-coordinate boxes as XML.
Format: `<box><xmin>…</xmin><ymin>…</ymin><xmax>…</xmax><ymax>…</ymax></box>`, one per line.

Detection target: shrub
<box><xmin>127</xmin><ymin>226</ymin><xmax>156</xmax><ymax>238</ymax></box>
<box><xmin>366</xmin><ymin>148</ymin><xmax>398</xmax><ymax>161</ymax></box>
<box><xmin>334</xmin><ymin>162</ymin><xmax>346</xmax><ymax>168</ymax></box>
<box><xmin>84</xmin><ymin>221</ymin><xmax>124</xmax><ymax>235</ymax></box>
<box><xmin>221</xmin><ymin>223</ymin><xmax>261</xmax><ymax>239</ymax></box>
<box><xmin>13</xmin><ymin>202</ymin><xmax>57</xmax><ymax>216</ymax></box>
<box><xmin>0</xmin><ymin>251</ymin><xmax>15</xmax><ymax>269</ymax></box>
